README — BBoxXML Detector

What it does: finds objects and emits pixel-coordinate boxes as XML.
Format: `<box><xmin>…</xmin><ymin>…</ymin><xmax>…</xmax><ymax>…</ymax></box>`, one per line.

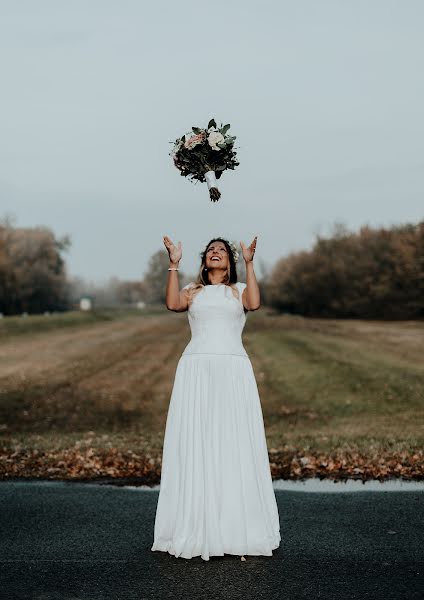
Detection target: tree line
<box><xmin>1</xmin><ymin>217</ymin><xmax>423</xmax><ymax>319</ymax></box>
<box><xmin>266</xmin><ymin>221</ymin><xmax>424</xmax><ymax>319</ymax></box>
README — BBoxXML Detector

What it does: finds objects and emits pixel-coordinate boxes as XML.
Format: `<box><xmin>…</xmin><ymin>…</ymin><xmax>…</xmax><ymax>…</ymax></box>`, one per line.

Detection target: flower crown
<box><xmin>200</xmin><ymin>238</ymin><xmax>240</xmax><ymax>263</ymax></box>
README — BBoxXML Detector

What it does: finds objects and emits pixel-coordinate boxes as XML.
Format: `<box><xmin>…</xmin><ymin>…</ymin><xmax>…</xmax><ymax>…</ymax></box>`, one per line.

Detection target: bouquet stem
<box><xmin>205</xmin><ymin>170</ymin><xmax>221</xmax><ymax>202</ymax></box>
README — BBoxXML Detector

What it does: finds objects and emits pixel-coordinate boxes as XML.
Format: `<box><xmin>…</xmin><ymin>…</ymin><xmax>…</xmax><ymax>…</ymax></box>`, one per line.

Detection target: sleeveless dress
<box><xmin>151</xmin><ymin>282</ymin><xmax>281</xmax><ymax>561</ymax></box>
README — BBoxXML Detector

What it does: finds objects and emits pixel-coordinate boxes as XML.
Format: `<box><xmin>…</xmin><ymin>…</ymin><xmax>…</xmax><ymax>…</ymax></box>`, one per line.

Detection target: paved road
<box><xmin>0</xmin><ymin>481</ymin><xmax>422</xmax><ymax>600</ymax></box>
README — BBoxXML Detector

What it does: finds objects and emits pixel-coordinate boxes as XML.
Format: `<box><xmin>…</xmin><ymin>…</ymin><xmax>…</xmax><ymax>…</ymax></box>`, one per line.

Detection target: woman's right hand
<box><xmin>163</xmin><ymin>235</ymin><xmax>182</xmax><ymax>264</ymax></box>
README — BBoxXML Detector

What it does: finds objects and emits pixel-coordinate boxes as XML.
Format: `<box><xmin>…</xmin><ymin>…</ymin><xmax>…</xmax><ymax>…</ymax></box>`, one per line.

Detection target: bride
<box><xmin>151</xmin><ymin>235</ymin><xmax>281</xmax><ymax>561</ymax></box>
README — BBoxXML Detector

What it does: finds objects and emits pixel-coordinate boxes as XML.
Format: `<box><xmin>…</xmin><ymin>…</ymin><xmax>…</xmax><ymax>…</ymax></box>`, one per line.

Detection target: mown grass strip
<box><xmin>0</xmin><ymin>307</ymin><xmax>167</xmax><ymax>339</ymax></box>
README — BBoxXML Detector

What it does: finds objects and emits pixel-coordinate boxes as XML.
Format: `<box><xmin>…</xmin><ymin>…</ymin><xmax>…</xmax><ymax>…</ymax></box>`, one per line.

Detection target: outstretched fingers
<box><xmin>163</xmin><ymin>235</ymin><xmax>175</xmax><ymax>249</ymax></box>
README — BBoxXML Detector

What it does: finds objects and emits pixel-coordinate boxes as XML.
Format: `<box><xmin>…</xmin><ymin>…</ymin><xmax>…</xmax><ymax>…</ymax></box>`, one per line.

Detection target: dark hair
<box><xmin>198</xmin><ymin>237</ymin><xmax>238</xmax><ymax>286</ymax></box>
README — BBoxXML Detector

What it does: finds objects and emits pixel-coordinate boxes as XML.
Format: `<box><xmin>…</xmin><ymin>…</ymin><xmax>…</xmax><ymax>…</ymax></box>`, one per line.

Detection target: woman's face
<box><xmin>205</xmin><ymin>241</ymin><xmax>230</xmax><ymax>271</ymax></box>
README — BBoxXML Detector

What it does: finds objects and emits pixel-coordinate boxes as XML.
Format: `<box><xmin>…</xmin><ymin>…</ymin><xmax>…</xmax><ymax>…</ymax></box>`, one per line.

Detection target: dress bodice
<box><xmin>181</xmin><ymin>282</ymin><xmax>248</xmax><ymax>357</ymax></box>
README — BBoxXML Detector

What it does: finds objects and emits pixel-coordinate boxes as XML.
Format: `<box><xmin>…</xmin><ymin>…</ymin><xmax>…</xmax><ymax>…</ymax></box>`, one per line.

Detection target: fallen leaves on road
<box><xmin>0</xmin><ymin>446</ymin><xmax>161</xmax><ymax>486</ymax></box>
<box><xmin>267</xmin><ymin>447</ymin><xmax>423</xmax><ymax>481</ymax></box>
<box><xmin>0</xmin><ymin>444</ymin><xmax>422</xmax><ymax>486</ymax></box>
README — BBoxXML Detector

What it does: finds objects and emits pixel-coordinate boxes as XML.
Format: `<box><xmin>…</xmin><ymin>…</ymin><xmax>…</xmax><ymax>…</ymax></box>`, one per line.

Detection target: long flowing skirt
<box><xmin>151</xmin><ymin>353</ymin><xmax>281</xmax><ymax>561</ymax></box>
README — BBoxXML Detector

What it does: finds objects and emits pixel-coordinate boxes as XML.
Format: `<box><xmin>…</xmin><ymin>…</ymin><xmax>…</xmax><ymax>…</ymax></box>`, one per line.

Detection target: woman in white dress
<box><xmin>151</xmin><ymin>235</ymin><xmax>281</xmax><ymax>562</ymax></box>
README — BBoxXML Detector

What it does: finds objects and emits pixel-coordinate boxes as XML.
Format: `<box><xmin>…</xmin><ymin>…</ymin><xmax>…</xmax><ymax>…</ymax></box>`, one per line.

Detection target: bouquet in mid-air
<box><xmin>170</xmin><ymin>118</ymin><xmax>239</xmax><ymax>202</ymax></box>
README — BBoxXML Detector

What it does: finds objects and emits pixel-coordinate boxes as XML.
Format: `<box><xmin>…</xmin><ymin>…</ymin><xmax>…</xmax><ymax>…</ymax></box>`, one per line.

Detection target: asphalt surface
<box><xmin>0</xmin><ymin>481</ymin><xmax>422</xmax><ymax>600</ymax></box>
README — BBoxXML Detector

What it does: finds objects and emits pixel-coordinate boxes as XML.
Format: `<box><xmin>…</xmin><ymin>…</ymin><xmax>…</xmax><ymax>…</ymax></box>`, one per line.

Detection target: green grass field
<box><xmin>0</xmin><ymin>308</ymin><xmax>423</xmax><ymax>481</ymax></box>
<box><xmin>244</xmin><ymin>314</ymin><xmax>423</xmax><ymax>453</ymax></box>
<box><xmin>0</xmin><ymin>307</ymin><xmax>164</xmax><ymax>338</ymax></box>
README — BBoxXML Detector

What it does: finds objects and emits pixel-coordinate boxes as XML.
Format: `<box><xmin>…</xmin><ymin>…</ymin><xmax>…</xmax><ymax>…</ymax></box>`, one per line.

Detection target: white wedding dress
<box><xmin>151</xmin><ymin>281</ymin><xmax>281</xmax><ymax>561</ymax></box>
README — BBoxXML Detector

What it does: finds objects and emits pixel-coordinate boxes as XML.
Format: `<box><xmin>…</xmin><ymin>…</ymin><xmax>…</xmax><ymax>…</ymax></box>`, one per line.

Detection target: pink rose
<box><xmin>184</xmin><ymin>132</ymin><xmax>206</xmax><ymax>150</ymax></box>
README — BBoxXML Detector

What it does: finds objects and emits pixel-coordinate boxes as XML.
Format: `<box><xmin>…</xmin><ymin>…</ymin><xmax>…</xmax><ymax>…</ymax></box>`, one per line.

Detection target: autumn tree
<box><xmin>0</xmin><ymin>220</ymin><xmax>71</xmax><ymax>315</ymax></box>
<box><xmin>267</xmin><ymin>220</ymin><xmax>424</xmax><ymax>319</ymax></box>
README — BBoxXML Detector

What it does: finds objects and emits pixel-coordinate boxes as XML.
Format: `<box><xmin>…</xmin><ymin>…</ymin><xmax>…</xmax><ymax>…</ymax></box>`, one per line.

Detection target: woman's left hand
<box><xmin>240</xmin><ymin>235</ymin><xmax>258</xmax><ymax>263</ymax></box>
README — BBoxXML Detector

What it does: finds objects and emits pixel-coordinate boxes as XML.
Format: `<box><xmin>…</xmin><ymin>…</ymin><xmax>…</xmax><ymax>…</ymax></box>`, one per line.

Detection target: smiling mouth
<box><xmin>211</xmin><ymin>257</ymin><xmax>221</xmax><ymax>261</ymax></box>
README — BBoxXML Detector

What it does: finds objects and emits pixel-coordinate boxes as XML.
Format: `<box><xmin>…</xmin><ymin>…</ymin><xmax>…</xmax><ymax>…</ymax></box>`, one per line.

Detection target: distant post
<box><xmin>79</xmin><ymin>296</ymin><xmax>93</xmax><ymax>311</ymax></box>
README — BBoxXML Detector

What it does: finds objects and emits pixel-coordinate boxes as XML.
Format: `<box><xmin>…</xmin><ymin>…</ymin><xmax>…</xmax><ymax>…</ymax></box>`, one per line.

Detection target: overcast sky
<box><xmin>1</xmin><ymin>0</ymin><xmax>423</xmax><ymax>283</ymax></box>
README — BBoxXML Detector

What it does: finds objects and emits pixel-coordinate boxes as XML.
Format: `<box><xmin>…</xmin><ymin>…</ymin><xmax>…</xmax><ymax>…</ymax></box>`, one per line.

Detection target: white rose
<box><xmin>207</xmin><ymin>131</ymin><xmax>225</xmax><ymax>151</ymax></box>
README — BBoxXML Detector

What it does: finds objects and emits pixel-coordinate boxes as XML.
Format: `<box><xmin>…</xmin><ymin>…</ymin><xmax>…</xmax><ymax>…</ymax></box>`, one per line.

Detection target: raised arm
<box><xmin>240</xmin><ymin>235</ymin><xmax>260</xmax><ymax>311</ymax></box>
<box><xmin>163</xmin><ymin>235</ymin><xmax>190</xmax><ymax>312</ymax></box>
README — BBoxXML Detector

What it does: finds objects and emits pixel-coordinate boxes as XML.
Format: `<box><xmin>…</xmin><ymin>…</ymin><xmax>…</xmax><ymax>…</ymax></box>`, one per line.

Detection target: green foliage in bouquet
<box><xmin>170</xmin><ymin>118</ymin><xmax>239</xmax><ymax>201</ymax></box>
